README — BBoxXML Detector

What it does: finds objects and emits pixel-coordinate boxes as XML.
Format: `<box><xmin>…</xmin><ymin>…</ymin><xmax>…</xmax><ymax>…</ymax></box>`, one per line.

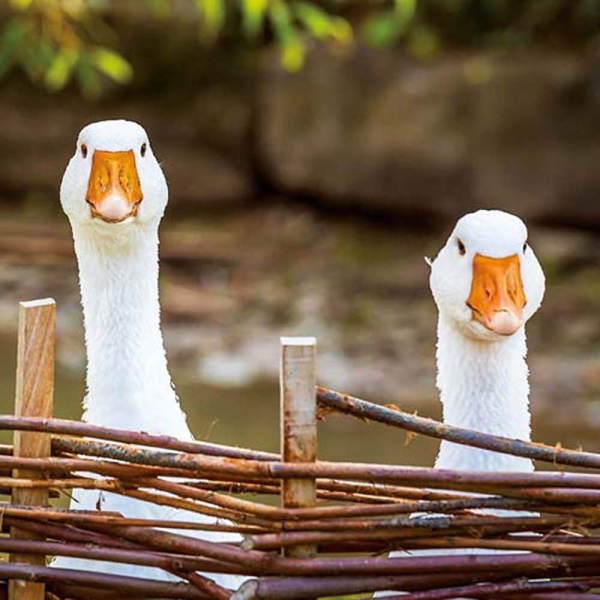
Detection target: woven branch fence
<box><xmin>1</xmin><ymin>299</ymin><xmax>599</xmax><ymax>600</ymax></box>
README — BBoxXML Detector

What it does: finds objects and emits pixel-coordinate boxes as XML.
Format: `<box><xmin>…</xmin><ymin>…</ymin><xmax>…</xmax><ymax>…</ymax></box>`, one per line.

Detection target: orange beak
<box><xmin>467</xmin><ymin>253</ymin><xmax>526</xmax><ymax>336</ymax></box>
<box><xmin>86</xmin><ymin>150</ymin><xmax>143</xmax><ymax>223</ymax></box>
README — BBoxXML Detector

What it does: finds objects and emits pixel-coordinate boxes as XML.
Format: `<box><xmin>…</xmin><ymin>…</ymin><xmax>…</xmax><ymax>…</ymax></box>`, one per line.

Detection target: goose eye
<box><xmin>523</xmin><ymin>242</ymin><xmax>528</xmax><ymax>253</ymax></box>
<box><xmin>140</xmin><ymin>143</ymin><xmax>147</xmax><ymax>157</ymax></box>
<box><xmin>81</xmin><ymin>144</ymin><xmax>88</xmax><ymax>159</ymax></box>
<box><xmin>457</xmin><ymin>239</ymin><xmax>466</xmax><ymax>256</ymax></box>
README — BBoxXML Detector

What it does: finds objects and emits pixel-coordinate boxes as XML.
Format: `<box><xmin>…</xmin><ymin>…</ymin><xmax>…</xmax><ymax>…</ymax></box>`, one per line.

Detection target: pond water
<box><xmin>0</xmin><ymin>331</ymin><xmax>438</xmax><ymax>466</ymax></box>
<box><xmin>0</xmin><ymin>208</ymin><xmax>599</xmax><ymax>470</ymax></box>
<box><xmin>0</xmin><ymin>328</ymin><xmax>598</xmax><ymax>471</ymax></box>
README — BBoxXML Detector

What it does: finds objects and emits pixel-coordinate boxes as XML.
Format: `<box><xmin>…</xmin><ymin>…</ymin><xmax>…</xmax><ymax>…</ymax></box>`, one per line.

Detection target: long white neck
<box><xmin>72</xmin><ymin>223</ymin><xmax>192</xmax><ymax>440</ymax></box>
<box><xmin>434</xmin><ymin>316</ymin><xmax>532</xmax><ymax>472</ymax></box>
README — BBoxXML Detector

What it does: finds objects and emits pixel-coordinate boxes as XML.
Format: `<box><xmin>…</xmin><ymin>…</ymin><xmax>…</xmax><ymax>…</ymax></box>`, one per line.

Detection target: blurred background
<box><xmin>0</xmin><ymin>0</ymin><xmax>599</xmax><ymax>466</ymax></box>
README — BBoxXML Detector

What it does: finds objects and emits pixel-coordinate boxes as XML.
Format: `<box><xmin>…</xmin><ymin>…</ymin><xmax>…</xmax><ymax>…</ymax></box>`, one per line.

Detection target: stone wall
<box><xmin>1</xmin><ymin>41</ymin><xmax>600</xmax><ymax>226</ymax></box>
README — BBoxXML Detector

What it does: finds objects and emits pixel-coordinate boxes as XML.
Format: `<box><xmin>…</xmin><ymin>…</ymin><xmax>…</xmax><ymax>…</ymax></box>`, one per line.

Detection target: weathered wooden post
<box><xmin>9</xmin><ymin>299</ymin><xmax>55</xmax><ymax>600</ymax></box>
<box><xmin>232</xmin><ymin>345</ymin><xmax>321</xmax><ymax>600</ymax></box>
<box><xmin>280</xmin><ymin>336</ymin><xmax>317</xmax><ymax>559</ymax></box>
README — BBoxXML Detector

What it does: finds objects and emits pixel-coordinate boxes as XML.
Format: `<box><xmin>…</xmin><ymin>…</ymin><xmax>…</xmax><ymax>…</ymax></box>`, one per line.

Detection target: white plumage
<box><xmin>431</xmin><ymin>210</ymin><xmax>545</xmax><ymax>472</ymax></box>
<box><xmin>53</xmin><ymin>120</ymin><xmax>245</xmax><ymax>588</ymax></box>
<box><xmin>377</xmin><ymin>210</ymin><xmax>546</xmax><ymax>597</ymax></box>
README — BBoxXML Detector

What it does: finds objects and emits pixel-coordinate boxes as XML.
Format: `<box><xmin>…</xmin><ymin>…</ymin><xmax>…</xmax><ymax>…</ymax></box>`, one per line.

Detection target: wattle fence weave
<box><xmin>2</xmin><ymin>300</ymin><xmax>599</xmax><ymax>600</ymax></box>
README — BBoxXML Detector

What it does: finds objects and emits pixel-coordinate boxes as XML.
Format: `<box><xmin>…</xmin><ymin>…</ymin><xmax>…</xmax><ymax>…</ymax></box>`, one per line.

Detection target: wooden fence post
<box><xmin>280</xmin><ymin>336</ymin><xmax>317</xmax><ymax>559</ymax></box>
<box><xmin>9</xmin><ymin>299</ymin><xmax>56</xmax><ymax>600</ymax></box>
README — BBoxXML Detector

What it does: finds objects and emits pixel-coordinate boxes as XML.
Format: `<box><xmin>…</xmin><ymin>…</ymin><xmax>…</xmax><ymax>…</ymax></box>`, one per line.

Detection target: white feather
<box><xmin>377</xmin><ymin>210</ymin><xmax>546</xmax><ymax>597</ymax></box>
<box><xmin>53</xmin><ymin>120</ymin><xmax>246</xmax><ymax>589</ymax></box>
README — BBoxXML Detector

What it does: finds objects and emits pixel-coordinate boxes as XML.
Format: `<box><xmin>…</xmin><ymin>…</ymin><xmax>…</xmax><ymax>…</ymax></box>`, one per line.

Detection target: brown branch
<box><xmin>317</xmin><ymin>387</ymin><xmax>600</xmax><ymax>469</ymax></box>
<box><xmin>0</xmin><ymin>563</ymin><xmax>211</xmax><ymax>598</ymax></box>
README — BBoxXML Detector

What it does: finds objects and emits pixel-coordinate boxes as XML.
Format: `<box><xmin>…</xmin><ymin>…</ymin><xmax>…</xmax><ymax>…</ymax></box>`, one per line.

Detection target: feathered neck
<box><xmin>434</xmin><ymin>315</ymin><xmax>533</xmax><ymax>472</ymax></box>
<box><xmin>71</xmin><ymin>222</ymin><xmax>192</xmax><ymax>439</ymax></box>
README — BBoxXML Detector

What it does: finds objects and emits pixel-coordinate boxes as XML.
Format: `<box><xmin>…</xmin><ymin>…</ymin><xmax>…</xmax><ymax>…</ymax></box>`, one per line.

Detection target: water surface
<box><xmin>0</xmin><ymin>330</ymin><xmax>597</xmax><ymax>472</ymax></box>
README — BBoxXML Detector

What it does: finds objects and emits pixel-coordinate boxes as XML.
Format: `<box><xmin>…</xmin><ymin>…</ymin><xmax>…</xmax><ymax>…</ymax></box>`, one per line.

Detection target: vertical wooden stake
<box><xmin>9</xmin><ymin>299</ymin><xmax>55</xmax><ymax>600</ymax></box>
<box><xmin>280</xmin><ymin>336</ymin><xmax>317</xmax><ymax>559</ymax></box>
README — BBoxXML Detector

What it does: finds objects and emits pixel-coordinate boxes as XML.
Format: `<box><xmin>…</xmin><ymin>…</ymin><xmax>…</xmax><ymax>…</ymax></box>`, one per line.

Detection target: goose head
<box><xmin>60</xmin><ymin>120</ymin><xmax>167</xmax><ymax>232</ymax></box>
<box><xmin>430</xmin><ymin>210</ymin><xmax>545</xmax><ymax>341</ymax></box>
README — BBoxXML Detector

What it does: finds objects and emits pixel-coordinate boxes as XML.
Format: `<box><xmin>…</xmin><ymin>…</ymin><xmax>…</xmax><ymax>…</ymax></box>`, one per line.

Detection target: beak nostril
<box><xmin>467</xmin><ymin>253</ymin><xmax>525</xmax><ymax>335</ymax></box>
<box><xmin>86</xmin><ymin>149</ymin><xmax>143</xmax><ymax>223</ymax></box>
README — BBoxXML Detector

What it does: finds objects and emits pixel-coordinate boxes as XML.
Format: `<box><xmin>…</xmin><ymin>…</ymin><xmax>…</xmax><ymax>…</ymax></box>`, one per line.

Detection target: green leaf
<box><xmin>20</xmin><ymin>48</ymin><xmax>42</xmax><ymax>81</ymax></box>
<box><xmin>196</xmin><ymin>0</ymin><xmax>225</xmax><ymax>42</ymax></box>
<box><xmin>36</xmin><ymin>38</ymin><xmax>56</xmax><ymax>70</ymax></box>
<box><xmin>241</xmin><ymin>0</ymin><xmax>268</xmax><ymax>38</ymax></box>
<box><xmin>294</xmin><ymin>2</ymin><xmax>332</xmax><ymax>39</ymax></box>
<box><xmin>362</xmin><ymin>11</ymin><xmax>401</xmax><ymax>47</ymax></box>
<box><xmin>1</xmin><ymin>16</ymin><xmax>26</xmax><ymax>49</ymax></box>
<box><xmin>44</xmin><ymin>49</ymin><xmax>78</xmax><ymax>90</ymax></box>
<box><xmin>89</xmin><ymin>46</ymin><xmax>133</xmax><ymax>83</ymax></box>
<box><xmin>0</xmin><ymin>17</ymin><xmax>26</xmax><ymax>78</ymax></box>
<box><xmin>395</xmin><ymin>0</ymin><xmax>417</xmax><ymax>24</ymax></box>
<box><xmin>281</xmin><ymin>33</ymin><xmax>305</xmax><ymax>72</ymax></box>
<box><xmin>76</xmin><ymin>57</ymin><xmax>102</xmax><ymax>99</ymax></box>
<box><xmin>362</xmin><ymin>0</ymin><xmax>417</xmax><ymax>47</ymax></box>
<box><xmin>327</xmin><ymin>18</ymin><xmax>353</xmax><ymax>44</ymax></box>
<box><xmin>8</xmin><ymin>0</ymin><xmax>33</xmax><ymax>11</ymax></box>
<box><xmin>269</xmin><ymin>0</ymin><xmax>294</xmax><ymax>45</ymax></box>
<box><xmin>294</xmin><ymin>2</ymin><xmax>352</xmax><ymax>43</ymax></box>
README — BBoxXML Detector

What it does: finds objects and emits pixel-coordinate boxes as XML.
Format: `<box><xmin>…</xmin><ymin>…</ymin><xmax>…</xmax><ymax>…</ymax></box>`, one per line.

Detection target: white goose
<box><xmin>378</xmin><ymin>210</ymin><xmax>545</xmax><ymax>596</ymax></box>
<box><xmin>431</xmin><ymin>209</ymin><xmax>545</xmax><ymax>472</ymax></box>
<box><xmin>53</xmin><ymin>120</ymin><xmax>244</xmax><ymax>588</ymax></box>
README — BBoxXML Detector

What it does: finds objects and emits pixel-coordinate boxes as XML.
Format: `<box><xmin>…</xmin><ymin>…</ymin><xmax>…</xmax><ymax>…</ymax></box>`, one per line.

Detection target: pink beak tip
<box><xmin>95</xmin><ymin>195</ymin><xmax>131</xmax><ymax>222</ymax></box>
<box><xmin>488</xmin><ymin>310</ymin><xmax>522</xmax><ymax>336</ymax></box>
